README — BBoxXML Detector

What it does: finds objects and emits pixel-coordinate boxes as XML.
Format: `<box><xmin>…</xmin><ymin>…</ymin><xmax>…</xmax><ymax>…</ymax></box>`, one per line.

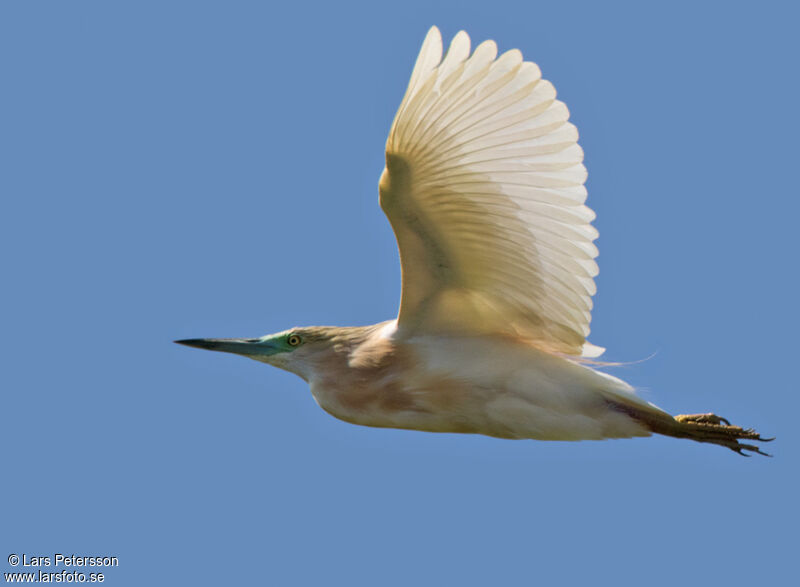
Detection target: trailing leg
<box><xmin>605</xmin><ymin>401</ymin><xmax>773</xmax><ymax>456</ymax></box>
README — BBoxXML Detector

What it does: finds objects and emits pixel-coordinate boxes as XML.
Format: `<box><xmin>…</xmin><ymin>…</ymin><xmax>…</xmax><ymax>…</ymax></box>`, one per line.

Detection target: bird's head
<box><xmin>175</xmin><ymin>327</ymin><xmax>360</xmax><ymax>382</ymax></box>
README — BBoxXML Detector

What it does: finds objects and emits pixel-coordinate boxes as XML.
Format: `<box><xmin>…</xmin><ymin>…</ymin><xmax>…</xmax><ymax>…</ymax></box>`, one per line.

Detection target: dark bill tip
<box><xmin>174</xmin><ymin>337</ymin><xmax>273</xmax><ymax>357</ymax></box>
<box><xmin>174</xmin><ymin>338</ymin><xmax>224</xmax><ymax>350</ymax></box>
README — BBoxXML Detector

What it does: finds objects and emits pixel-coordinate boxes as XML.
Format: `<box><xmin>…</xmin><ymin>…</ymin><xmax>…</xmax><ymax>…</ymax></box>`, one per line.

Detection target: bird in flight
<box><xmin>177</xmin><ymin>27</ymin><xmax>770</xmax><ymax>455</ymax></box>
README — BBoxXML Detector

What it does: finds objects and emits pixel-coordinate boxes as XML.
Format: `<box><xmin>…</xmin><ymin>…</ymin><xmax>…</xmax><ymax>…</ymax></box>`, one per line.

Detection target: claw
<box><xmin>730</xmin><ymin>442</ymin><xmax>772</xmax><ymax>457</ymax></box>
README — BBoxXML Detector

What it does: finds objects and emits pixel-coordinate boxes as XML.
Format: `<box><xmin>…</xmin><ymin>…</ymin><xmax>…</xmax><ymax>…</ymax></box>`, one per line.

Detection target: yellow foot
<box><xmin>675</xmin><ymin>413</ymin><xmax>730</xmax><ymax>426</ymax></box>
<box><xmin>674</xmin><ymin>413</ymin><xmax>774</xmax><ymax>457</ymax></box>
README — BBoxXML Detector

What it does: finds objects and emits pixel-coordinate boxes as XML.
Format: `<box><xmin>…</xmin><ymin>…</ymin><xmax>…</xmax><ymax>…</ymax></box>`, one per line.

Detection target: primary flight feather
<box><xmin>177</xmin><ymin>27</ymin><xmax>770</xmax><ymax>455</ymax></box>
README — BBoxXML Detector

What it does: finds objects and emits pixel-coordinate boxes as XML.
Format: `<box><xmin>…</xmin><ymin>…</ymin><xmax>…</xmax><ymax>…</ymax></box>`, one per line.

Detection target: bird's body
<box><xmin>292</xmin><ymin>321</ymin><xmax>651</xmax><ymax>441</ymax></box>
<box><xmin>178</xmin><ymin>27</ymin><xmax>770</xmax><ymax>455</ymax></box>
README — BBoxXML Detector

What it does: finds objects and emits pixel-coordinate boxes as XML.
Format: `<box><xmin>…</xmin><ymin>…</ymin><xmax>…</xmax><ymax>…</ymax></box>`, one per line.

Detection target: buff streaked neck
<box><xmin>260</xmin><ymin>321</ymin><xmax>396</xmax><ymax>382</ymax></box>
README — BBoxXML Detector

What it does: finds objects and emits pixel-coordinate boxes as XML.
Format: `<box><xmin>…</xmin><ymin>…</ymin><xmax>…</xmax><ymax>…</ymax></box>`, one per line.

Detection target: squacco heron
<box><xmin>177</xmin><ymin>27</ymin><xmax>770</xmax><ymax>455</ymax></box>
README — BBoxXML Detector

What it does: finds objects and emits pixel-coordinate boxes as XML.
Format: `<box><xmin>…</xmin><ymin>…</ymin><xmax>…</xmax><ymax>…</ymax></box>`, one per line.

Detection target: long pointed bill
<box><xmin>174</xmin><ymin>337</ymin><xmax>282</xmax><ymax>358</ymax></box>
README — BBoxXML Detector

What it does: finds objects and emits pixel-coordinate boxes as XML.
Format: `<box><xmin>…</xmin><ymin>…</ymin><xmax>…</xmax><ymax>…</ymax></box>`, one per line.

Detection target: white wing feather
<box><xmin>381</xmin><ymin>27</ymin><xmax>603</xmax><ymax>358</ymax></box>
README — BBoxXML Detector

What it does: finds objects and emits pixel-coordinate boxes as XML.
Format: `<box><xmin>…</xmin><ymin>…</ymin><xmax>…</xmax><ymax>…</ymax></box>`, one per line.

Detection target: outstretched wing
<box><xmin>380</xmin><ymin>27</ymin><xmax>603</xmax><ymax>357</ymax></box>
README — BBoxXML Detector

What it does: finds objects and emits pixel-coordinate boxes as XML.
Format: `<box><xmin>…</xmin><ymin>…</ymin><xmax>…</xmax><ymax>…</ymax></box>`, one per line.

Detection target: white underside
<box><xmin>309</xmin><ymin>330</ymin><xmax>666</xmax><ymax>441</ymax></box>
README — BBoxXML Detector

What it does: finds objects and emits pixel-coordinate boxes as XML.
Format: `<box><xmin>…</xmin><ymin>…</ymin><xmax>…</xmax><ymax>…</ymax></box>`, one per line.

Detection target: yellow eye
<box><xmin>287</xmin><ymin>334</ymin><xmax>302</xmax><ymax>347</ymax></box>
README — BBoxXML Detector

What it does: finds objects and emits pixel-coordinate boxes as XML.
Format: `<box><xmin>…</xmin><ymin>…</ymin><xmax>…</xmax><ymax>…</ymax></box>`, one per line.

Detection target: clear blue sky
<box><xmin>2</xmin><ymin>1</ymin><xmax>797</xmax><ymax>585</ymax></box>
